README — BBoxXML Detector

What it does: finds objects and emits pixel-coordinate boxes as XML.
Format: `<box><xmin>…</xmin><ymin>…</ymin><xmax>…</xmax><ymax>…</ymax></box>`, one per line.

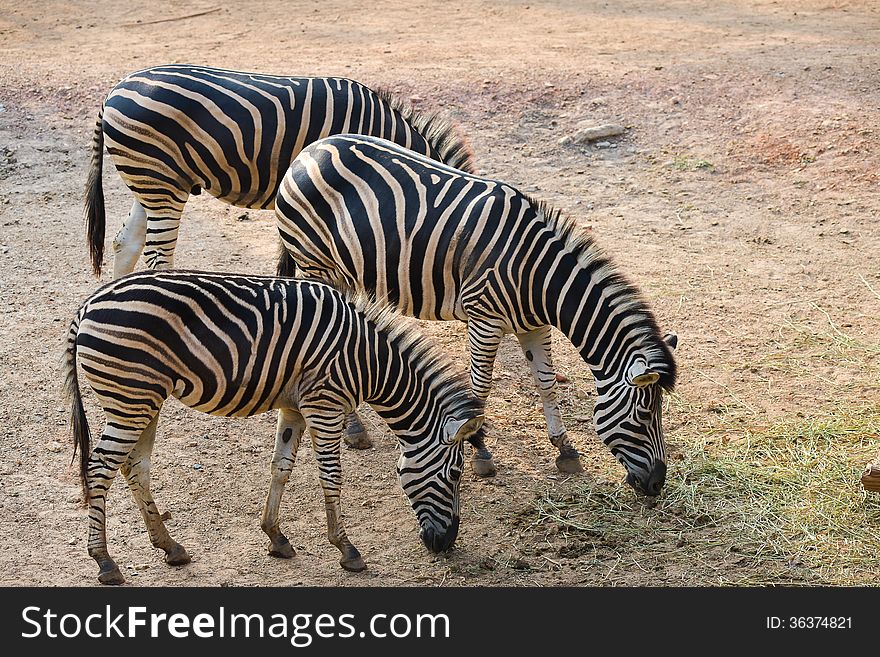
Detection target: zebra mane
<box><xmin>376</xmin><ymin>88</ymin><xmax>475</xmax><ymax>174</ymax></box>
<box><xmin>525</xmin><ymin>195</ymin><xmax>678</xmax><ymax>390</ymax></box>
<box><xmin>338</xmin><ymin>286</ymin><xmax>485</xmax><ymax>419</ymax></box>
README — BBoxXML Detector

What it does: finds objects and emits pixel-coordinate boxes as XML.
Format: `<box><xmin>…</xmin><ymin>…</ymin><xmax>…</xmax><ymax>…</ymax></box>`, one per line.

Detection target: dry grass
<box><xmin>523</xmin><ymin>407</ymin><xmax>880</xmax><ymax>585</ymax></box>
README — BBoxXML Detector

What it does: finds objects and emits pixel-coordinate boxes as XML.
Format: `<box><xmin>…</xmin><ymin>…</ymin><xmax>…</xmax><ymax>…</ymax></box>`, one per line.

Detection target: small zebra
<box><xmin>64</xmin><ymin>271</ymin><xmax>484</xmax><ymax>585</ymax></box>
<box><xmin>275</xmin><ymin>135</ymin><xmax>677</xmax><ymax>492</ymax></box>
<box><xmin>84</xmin><ymin>64</ymin><xmax>473</xmax><ymax>278</ymax></box>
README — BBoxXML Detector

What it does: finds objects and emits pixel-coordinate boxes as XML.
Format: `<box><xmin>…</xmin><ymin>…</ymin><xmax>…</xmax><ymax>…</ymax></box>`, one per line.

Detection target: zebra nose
<box><xmin>420</xmin><ymin>516</ymin><xmax>460</xmax><ymax>553</ymax></box>
<box><xmin>646</xmin><ymin>461</ymin><xmax>667</xmax><ymax>497</ymax></box>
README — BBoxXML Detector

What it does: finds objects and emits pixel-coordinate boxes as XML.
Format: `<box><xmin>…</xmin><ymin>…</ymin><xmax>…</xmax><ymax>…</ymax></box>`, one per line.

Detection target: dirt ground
<box><xmin>1</xmin><ymin>0</ymin><xmax>879</xmax><ymax>587</ymax></box>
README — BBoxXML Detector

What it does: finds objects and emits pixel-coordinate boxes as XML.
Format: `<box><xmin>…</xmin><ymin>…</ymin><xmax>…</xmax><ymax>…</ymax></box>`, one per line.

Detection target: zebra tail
<box><xmin>84</xmin><ymin>109</ymin><xmax>106</xmax><ymax>278</ymax></box>
<box><xmin>63</xmin><ymin>314</ymin><xmax>91</xmax><ymax>506</ymax></box>
<box><xmin>276</xmin><ymin>240</ymin><xmax>298</xmax><ymax>277</ymax></box>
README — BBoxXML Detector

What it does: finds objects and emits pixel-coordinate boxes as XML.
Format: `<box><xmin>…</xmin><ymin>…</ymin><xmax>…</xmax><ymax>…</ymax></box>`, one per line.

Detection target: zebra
<box><xmin>84</xmin><ymin>64</ymin><xmax>473</xmax><ymax>279</ymax></box>
<box><xmin>63</xmin><ymin>270</ymin><xmax>484</xmax><ymax>585</ymax></box>
<box><xmin>275</xmin><ymin>134</ymin><xmax>678</xmax><ymax>492</ymax></box>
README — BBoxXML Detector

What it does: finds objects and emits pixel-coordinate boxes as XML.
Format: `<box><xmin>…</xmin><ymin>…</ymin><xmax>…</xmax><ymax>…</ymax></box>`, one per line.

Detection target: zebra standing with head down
<box><xmin>84</xmin><ymin>64</ymin><xmax>473</xmax><ymax>278</ymax></box>
<box><xmin>64</xmin><ymin>271</ymin><xmax>483</xmax><ymax>585</ymax></box>
<box><xmin>275</xmin><ymin>135</ymin><xmax>678</xmax><ymax>491</ymax></box>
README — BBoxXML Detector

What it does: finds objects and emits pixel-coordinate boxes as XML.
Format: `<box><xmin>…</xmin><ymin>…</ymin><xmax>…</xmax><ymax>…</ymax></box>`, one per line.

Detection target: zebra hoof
<box><xmin>555</xmin><ymin>453</ymin><xmax>584</xmax><ymax>474</ymax></box>
<box><xmin>340</xmin><ymin>547</ymin><xmax>367</xmax><ymax>572</ymax></box>
<box><xmin>344</xmin><ymin>430</ymin><xmax>373</xmax><ymax>450</ymax></box>
<box><xmin>97</xmin><ymin>561</ymin><xmax>125</xmax><ymax>586</ymax></box>
<box><xmin>471</xmin><ymin>454</ymin><xmax>497</xmax><ymax>477</ymax></box>
<box><xmin>268</xmin><ymin>540</ymin><xmax>296</xmax><ymax>559</ymax></box>
<box><xmin>164</xmin><ymin>543</ymin><xmax>192</xmax><ymax>566</ymax></box>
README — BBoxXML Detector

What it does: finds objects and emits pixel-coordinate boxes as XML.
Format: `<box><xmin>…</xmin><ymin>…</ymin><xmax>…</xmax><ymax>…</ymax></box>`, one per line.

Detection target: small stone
<box><xmin>512</xmin><ymin>558</ymin><xmax>531</xmax><ymax>570</ymax></box>
<box><xmin>595</xmin><ymin>141</ymin><xmax>611</xmax><ymax>149</ymax></box>
<box><xmin>555</xmin><ymin>372</ymin><xmax>570</xmax><ymax>384</ymax></box>
<box><xmin>193</xmin><ymin>463</ymin><xmax>202</xmax><ymax>470</ymax></box>
<box><xmin>558</xmin><ymin>123</ymin><xmax>626</xmax><ymax>146</ymax></box>
<box><xmin>48</xmin><ymin>441</ymin><xmax>63</xmax><ymax>453</ymax></box>
<box><xmin>839</xmin><ymin>228</ymin><xmax>850</xmax><ymax>234</ymax></box>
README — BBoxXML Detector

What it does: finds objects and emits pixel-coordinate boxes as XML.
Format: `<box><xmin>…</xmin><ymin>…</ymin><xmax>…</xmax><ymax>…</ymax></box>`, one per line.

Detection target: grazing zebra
<box><xmin>275</xmin><ymin>135</ymin><xmax>678</xmax><ymax>491</ymax></box>
<box><xmin>84</xmin><ymin>64</ymin><xmax>473</xmax><ymax>278</ymax></box>
<box><xmin>63</xmin><ymin>271</ymin><xmax>484</xmax><ymax>585</ymax></box>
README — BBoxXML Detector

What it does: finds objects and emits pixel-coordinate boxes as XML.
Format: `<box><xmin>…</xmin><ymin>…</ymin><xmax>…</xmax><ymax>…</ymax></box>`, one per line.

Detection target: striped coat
<box><xmin>275</xmin><ymin>135</ymin><xmax>678</xmax><ymax>491</ymax></box>
<box><xmin>84</xmin><ymin>64</ymin><xmax>473</xmax><ymax>277</ymax></box>
<box><xmin>64</xmin><ymin>271</ymin><xmax>483</xmax><ymax>584</ymax></box>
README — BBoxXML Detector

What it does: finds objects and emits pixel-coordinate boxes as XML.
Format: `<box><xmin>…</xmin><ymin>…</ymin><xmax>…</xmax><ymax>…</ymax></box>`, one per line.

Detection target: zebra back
<box><xmin>101</xmin><ymin>65</ymin><xmax>473</xmax><ymax>209</ymax></box>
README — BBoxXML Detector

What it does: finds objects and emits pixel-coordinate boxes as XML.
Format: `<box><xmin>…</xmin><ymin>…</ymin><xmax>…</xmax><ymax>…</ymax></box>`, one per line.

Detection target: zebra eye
<box><xmin>449</xmin><ymin>468</ymin><xmax>462</xmax><ymax>482</ymax></box>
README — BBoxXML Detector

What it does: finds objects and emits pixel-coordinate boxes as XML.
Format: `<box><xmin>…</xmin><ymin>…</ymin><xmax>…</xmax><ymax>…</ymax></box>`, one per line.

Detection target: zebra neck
<box><xmin>363</xmin><ymin>334</ymin><xmax>430</xmax><ymax>433</ymax></box>
<box><xmin>545</xmin><ymin>256</ymin><xmax>639</xmax><ymax>381</ymax></box>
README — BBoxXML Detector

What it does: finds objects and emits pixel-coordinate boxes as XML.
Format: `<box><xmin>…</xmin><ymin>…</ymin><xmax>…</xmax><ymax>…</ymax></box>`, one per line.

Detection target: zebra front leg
<box><xmin>343</xmin><ymin>410</ymin><xmax>373</xmax><ymax>449</ymax></box>
<box><xmin>119</xmin><ymin>415</ymin><xmax>191</xmax><ymax>567</ymax></box>
<box><xmin>516</xmin><ymin>326</ymin><xmax>583</xmax><ymax>474</ymax></box>
<box><xmin>306</xmin><ymin>412</ymin><xmax>366</xmax><ymax>572</ymax></box>
<box><xmin>86</xmin><ymin>420</ymin><xmax>153</xmax><ymax>585</ymax></box>
<box><xmin>261</xmin><ymin>409</ymin><xmax>305</xmax><ymax>558</ymax></box>
<box><xmin>466</xmin><ymin>320</ymin><xmax>505</xmax><ymax>476</ymax></box>
<box><xmin>112</xmin><ymin>199</ymin><xmax>147</xmax><ymax>278</ymax></box>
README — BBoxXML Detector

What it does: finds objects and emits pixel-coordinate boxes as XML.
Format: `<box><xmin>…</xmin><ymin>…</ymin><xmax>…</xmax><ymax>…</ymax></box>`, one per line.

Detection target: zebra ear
<box><xmin>444</xmin><ymin>415</ymin><xmax>485</xmax><ymax>444</ymax></box>
<box><xmin>627</xmin><ymin>361</ymin><xmax>661</xmax><ymax>388</ymax></box>
<box><xmin>663</xmin><ymin>332</ymin><xmax>679</xmax><ymax>350</ymax></box>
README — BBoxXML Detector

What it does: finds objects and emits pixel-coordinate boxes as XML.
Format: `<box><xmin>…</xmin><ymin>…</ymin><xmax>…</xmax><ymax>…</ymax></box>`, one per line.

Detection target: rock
<box><xmin>559</xmin><ymin>123</ymin><xmax>626</xmax><ymax>146</ymax></box>
<box><xmin>595</xmin><ymin>141</ymin><xmax>611</xmax><ymax>149</ymax></box>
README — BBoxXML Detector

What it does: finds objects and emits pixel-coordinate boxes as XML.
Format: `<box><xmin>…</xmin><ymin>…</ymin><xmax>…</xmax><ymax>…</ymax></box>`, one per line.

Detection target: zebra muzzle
<box><xmin>626</xmin><ymin>461</ymin><xmax>667</xmax><ymax>497</ymax></box>
<box><xmin>420</xmin><ymin>515</ymin><xmax>460</xmax><ymax>553</ymax></box>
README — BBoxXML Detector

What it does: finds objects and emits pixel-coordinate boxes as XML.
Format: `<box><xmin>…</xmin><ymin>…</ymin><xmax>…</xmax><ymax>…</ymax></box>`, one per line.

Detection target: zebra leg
<box><xmin>86</xmin><ymin>418</ymin><xmax>154</xmax><ymax>585</ymax></box>
<box><xmin>516</xmin><ymin>326</ymin><xmax>583</xmax><ymax>474</ymax></box>
<box><xmin>343</xmin><ymin>410</ymin><xmax>373</xmax><ymax>449</ymax></box>
<box><xmin>141</xmin><ymin>195</ymin><xmax>187</xmax><ymax>270</ymax></box>
<box><xmin>111</xmin><ymin>199</ymin><xmax>147</xmax><ymax>278</ymax></box>
<box><xmin>119</xmin><ymin>415</ymin><xmax>191</xmax><ymax>567</ymax></box>
<box><xmin>307</xmin><ymin>412</ymin><xmax>366</xmax><ymax>572</ymax></box>
<box><xmin>466</xmin><ymin>320</ymin><xmax>505</xmax><ymax>476</ymax></box>
<box><xmin>261</xmin><ymin>409</ymin><xmax>306</xmax><ymax>559</ymax></box>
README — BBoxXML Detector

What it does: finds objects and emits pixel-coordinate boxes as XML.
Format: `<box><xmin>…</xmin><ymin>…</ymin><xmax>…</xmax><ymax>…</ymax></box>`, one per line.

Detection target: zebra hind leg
<box><xmin>112</xmin><ymin>198</ymin><xmax>148</xmax><ymax>278</ymax></box>
<box><xmin>86</xmin><ymin>419</ymin><xmax>155</xmax><ymax>585</ymax></box>
<box><xmin>140</xmin><ymin>192</ymin><xmax>187</xmax><ymax>271</ymax></box>
<box><xmin>516</xmin><ymin>327</ymin><xmax>583</xmax><ymax>474</ymax></box>
<box><xmin>119</xmin><ymin>415</ymin><xmax>191</xmax><ymax>567</ymax></box>
<box><xmin>344</xmin><ymin>411</ymin><xmax>373</xmax><ymax>449</ymax></box>
<box><xmin>261</xmin><ymin>409</ymin><xmax>306</xmax><ymax>559</ymax></box>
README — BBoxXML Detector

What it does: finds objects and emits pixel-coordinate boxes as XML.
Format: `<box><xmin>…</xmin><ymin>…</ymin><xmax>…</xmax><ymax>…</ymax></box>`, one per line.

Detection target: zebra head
<box><xmin>593</xmin><ymin>333</ymin><xmax>678</xmax><ymax>497</ymax></box>
<box><xmin>397</xmin><ymin>413</ymin><xmax>484</xmax><ymax>553</ymax></box>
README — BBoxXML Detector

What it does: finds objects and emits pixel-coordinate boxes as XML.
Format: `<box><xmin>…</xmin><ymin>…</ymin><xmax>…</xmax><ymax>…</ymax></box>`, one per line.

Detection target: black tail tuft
<box><xmin>84</xmin><ymin>110</ymin><xmax>106</xmax><ymax>278</ymax></box>
<box><xmin>63</xmin><ymin>316</ymin><xmax>91</xmax><ymax>505</ymax></box>
<box><xmin>276</xmin><ymin>241</ymin><xmax>298</xmax><ymax>277</ymax></box>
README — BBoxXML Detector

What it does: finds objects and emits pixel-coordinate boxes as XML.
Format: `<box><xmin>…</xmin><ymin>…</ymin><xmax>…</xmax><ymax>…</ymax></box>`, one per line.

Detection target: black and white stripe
<box><xmin>84</xmin><ymin>64</ymin><xmax>473</xmax><ymax>278</ymax></box>
<box><xmin>64</xmin><ymin>271</ymin><xmax>483</xmax><ymax>585</ymax></box>
<box><xmin>275</xmin><ymin>134</ymin><xmax>677</xmax><ymax>492</ymax></box>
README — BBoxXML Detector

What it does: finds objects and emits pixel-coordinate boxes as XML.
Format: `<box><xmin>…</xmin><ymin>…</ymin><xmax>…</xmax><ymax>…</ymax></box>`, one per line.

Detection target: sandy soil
<box><xmin>0</xmin><ymin>0</ymin><xmax>878</xmax><ymax>586</ymax></box>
